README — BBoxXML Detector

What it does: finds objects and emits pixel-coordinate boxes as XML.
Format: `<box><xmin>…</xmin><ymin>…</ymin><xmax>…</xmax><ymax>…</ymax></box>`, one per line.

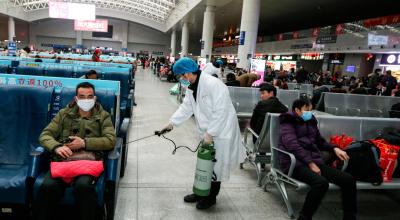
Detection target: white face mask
<box><xmin>76</xmin><ymin>98</ymin><xmax>95</xmax><ymax>112</ymax></box>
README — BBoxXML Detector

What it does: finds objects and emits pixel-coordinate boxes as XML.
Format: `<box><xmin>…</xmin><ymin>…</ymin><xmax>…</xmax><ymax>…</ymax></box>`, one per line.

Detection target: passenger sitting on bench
<box><xmin>278</xmin><ymin>99</ymin><xmax>357</xmax><ymax>220</ymax></box>
<box><xmin>80</xmin><ymin>70</ymin><xmax>98</xmax><ymax>80</ymax></box>
<box><xmin>250</xmin><ymin>83</ymin><xmax>287</xmax><ymax>139</ymax></box>
<box><xmin>35</xmin><ymin>82</ymin><xmax>116</xmax><ymax>220</ymax></box>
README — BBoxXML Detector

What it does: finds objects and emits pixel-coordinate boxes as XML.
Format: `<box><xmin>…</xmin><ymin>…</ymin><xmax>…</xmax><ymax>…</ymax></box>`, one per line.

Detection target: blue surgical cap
<box><xmin>215</xmin><ymin>59</ymin><xmax>223</xmax><ymax>66</ymax></box>
<box><xmin>173</xmin><ymin>57</ymin><xmax>198</xmax><ymax>75</ymax></box>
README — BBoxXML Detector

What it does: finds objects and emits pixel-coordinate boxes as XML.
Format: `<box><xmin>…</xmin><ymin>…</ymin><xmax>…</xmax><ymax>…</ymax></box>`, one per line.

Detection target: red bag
<box><xmin>370</xmin><ymin>139</ymin><xmax>400</xmax><ymax>182</ymax></box>
<box><xmin>50</xmin><ymin>160</ymin><xmax>104</xmax><ymax>183</ymax></box>
<box><xmin>330</xmin><ymin>134</ymin><xmax>354</xmax><ymax>149</ymax></box>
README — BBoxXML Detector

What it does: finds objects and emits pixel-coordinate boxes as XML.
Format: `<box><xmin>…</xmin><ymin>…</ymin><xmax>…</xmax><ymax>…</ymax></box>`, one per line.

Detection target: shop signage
<box><xmin>267</xmin><ymin>55</ymin><xmax>297</xmax><ymax>61</ymax></box>
<box><xmin>301</xmin><ymin>53</ymin><xmax>324</xmax><ymax>60</ymax></box>
<box><xmin>381</xmin><ymin>54</ymin><xmax>400</xmax><ymax>65</ymax></box>
<box><xmin>316</xmin><ymin>35</ymin><xmax>337</xmax><ymax>44</ymax></box>
<box><xmin>331</xmin><ymin>60</ymin><xmax>344</xmax><ymax>64</ymax></box>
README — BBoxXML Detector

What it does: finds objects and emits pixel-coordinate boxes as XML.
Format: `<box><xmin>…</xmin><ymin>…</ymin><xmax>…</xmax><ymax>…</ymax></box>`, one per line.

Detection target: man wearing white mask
<box><xmin>36</xmin><ymin>82</ymin><xmax>116</xmax><ymax>220</ymax></box>
<box><xmin>160</xmin><ymin>57</ymin><xmax>242</xmax><ymax>210</ymax></box>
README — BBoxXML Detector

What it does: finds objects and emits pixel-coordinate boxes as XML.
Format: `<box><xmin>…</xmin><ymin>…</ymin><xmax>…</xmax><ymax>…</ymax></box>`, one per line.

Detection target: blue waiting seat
<box><xmin>45</xmin><ymin>68</ymin><xmax>74</xmax><ymax>78</ymax></box>
<box><xmin>102</xmin><ymin>72</ymin><xmax>132</xmax><ymax>118</ymax></box>
<box><xmin>0</xmin><ymin>65</ymin><xmax>8</xmax><ymax>73</ymax></box>
<box><xmin>32</xmin><ymin>87</ymin><xmax>121</xmax><ymax>220</ymax></box>
<box><xmin>0</xmin><ymin>86</ymin><xmax>53</xmax><ymax>219</ymax></box>
<box><xmin>16</xmin><ymin>66</ymin><xmax>44</xmax><ymax>76</ymax></box>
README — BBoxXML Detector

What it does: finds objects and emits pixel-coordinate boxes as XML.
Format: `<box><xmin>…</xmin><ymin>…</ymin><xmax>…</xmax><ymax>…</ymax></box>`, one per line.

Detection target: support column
<box><xmin>8</xmin><ymin>17</ymin><xmax>15</xmax><ymax>42</ymax></box>
<box><xmin>76</xmin><ymin>31</ymin><xmax>83</xmax><ymax>47</ymax></box>
<box><xmin>200</xmin><ymin>3</ymin><xmax>216</xmax><ymax>59</ymax></box>
<box><xmin>181</xmin><ymin>21</ymin><xmax>189</xmax><ymax>57</ymax></box>
<box><xmin>170</xmin><ymin>29</ymin><xmax>176</xmax><ymax>57</ymax></box>
<box><xmin>28</xmin><ymin>23</ymin><xmax>37</xmax><ymax>49</ymax></box>
<box><xmin>122</xmin><ymin>21</ymin><xmax>129</xmax><ymax>51</ymax></box>
<box><xmin>237</xmin><ymin>0</ymin><xmax>260</xmax><ymax>69</ymax></box>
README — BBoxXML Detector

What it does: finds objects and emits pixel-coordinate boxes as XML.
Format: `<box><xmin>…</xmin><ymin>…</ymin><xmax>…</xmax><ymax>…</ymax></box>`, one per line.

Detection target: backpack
<box><xmin>381</xmin><ymin>127</ymin><xmax>400</xmax><ymax>146</ymax></box>
<box><xmin>344</xmin><ymin>141</ymin><xmax>383</xmax><ymax>185</ymax></box>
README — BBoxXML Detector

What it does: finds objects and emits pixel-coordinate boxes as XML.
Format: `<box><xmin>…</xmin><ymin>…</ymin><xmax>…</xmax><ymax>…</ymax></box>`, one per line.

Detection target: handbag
<box><xmin>63</xmin><ymin>150</ymin><xmax>96</xmax><ymax>161</ymax></box>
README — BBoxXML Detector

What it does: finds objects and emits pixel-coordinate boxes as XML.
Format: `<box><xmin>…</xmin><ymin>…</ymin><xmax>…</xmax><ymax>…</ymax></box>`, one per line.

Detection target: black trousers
<box><xmin>292</xmin><ymin>164</ymin><xmax>357</xmax><ymax>219</ymax></box>
<box><xmin>209</xmin><ymin>181</ymin><xmax>221</xmax><ymax>198</ymax></box>
<box><xmin>34</xmin><ymin>172</ymin><xmax>98</xmax><ymax>220</ymax></box>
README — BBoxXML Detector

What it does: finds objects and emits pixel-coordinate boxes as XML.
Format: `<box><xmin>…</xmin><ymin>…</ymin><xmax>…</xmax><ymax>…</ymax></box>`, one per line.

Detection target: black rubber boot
<box><xmin>184</xmin><ymin>194</ymin><xmax>203</xmax><ymax>203</ymax></box>
<box><xmin>196</xmin><ymin>197</ymin><xmax>216</xmax><ymax>209</ymax></box>
<box><xmin>196</xmin><ymin>181</ymin><xmax>220</xmax><ymax>210</ymax></box>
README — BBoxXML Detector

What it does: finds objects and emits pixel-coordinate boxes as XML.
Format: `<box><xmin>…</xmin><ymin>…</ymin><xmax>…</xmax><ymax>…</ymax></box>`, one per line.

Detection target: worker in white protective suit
<box><xmin>160</xmin><ymin>57</ymin><xmax>242</xmax><ymax>210</ymax></box>
<box><xmin>202</xmin><ymin>59</ymin><xmax>223</xmax><ymax>79</ymax></box>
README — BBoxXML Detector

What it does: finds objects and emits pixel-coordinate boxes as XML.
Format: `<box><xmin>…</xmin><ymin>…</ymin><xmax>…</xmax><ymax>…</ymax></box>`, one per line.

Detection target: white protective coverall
<box><xmin>202</xmin><ymin>62</ymin><xmax>222</xmax><ymax>79</ymax></box>
<box><xmin>169</xmin><ymin>73</ymin><xmax>243</xmax><ymax>181</ymax></box>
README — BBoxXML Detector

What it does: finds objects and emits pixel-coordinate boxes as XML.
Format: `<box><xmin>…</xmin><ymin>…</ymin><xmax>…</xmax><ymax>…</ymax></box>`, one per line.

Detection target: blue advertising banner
<box><xmin>239</xmin><ymin>31</ymin><xmax>246</xmax><ymax>45</ymax></box>
<box><xmin>0</xmin><ymin>73</ymin><xmax>120</xmax><ymax>95</ymax></box>
<box><xmin>8</xmin><ymin>42</ymin><xmax>17</xmax><ymax>56</ymax></box>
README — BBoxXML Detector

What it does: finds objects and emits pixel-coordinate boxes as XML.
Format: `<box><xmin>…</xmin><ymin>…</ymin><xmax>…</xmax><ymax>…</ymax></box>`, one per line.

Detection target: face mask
<box><xmin>301</xmin><ymin>111</ymin><xmax>313</xmax><ymax>121</ymax></box>
<box><xmin>76</xmin><ymin>99</ymin><xmax>95</xmax><ymax>112</ymax></box>
<box><xmin>179</xmin><ymin>78</ymin><xmax>190</xmax><ymax>86</ymax></box>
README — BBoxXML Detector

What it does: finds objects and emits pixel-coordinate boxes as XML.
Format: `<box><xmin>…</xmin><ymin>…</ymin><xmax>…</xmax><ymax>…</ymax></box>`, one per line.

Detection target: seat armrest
<box><xmin>272</xmin><ymin>147</ymin><xmax>296</xmax><ymax>177</ymax></box>
<box><xmin>105</xmin><ymin>138</ymin><xmax>122</xmax><ymax>182</ymax></box>
<box><xmin>28</xmin><ymin>146</ymin><xmax>49</xmax><ymax>178</ymax></box>
<box><xmin>118</xmin><ymin>118</ymin><xmax>130</xmax><ymax>139</ymax></box>
<box><xmin>243</xmin><ymin>127</ymin><xmax>259</xmax><ymax>146</ymax></box>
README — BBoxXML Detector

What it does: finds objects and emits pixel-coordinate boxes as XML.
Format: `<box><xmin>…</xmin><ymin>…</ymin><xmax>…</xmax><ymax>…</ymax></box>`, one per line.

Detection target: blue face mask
<box><xmin>179</xmin><ymin>78</ymin><xmax>190</xmax><ymax>86</ymax></box>
<box><xmin>301</xmin><ymin>111</ymin><xmax>313</xmax><ymax>121</ymax></box>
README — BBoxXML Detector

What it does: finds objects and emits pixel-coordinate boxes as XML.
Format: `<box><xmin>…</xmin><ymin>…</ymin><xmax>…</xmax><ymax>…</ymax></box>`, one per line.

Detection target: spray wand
<box><xmin>126</xmin><ymin>129</ymin><xmax>201</xmax><ymax>154</ymax></box>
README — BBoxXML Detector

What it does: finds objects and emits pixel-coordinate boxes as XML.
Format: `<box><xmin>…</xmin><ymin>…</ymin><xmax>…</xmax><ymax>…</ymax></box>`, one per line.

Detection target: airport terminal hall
<box><xmin>3</xmin><ymin>0</ymin><xmax>400</xmax><ymax>220</ymax></box>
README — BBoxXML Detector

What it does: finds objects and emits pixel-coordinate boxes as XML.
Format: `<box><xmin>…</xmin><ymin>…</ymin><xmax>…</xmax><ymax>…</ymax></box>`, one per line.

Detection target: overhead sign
<box><xmin>368</xmin><ymin>33</ymin><xmax>389</xmax><ymax>46</ymax></box>
<box><xmin>74</xmin><ymin>20</ymin><xmax>108</xmax><ymax>32</ymax></box>
<box><xmin>49</xmin><ymin>1</ymin><xmax>95</xmax><ymax>21</ymax></box>
<box><xmin>8</xmin><ymin>42</ymin><xmax>17</xmax><ymax>56</ymax></box>
<box><xmin>290</xmin><ymin>43</ymin><xmax>313</xmax><ymax>49</ymax></box>
<box><xmin>381</xmin><ymin>54</ymin><xmax>400</xmax><ymax>65</ymax></box>
<box><xmin>239</xmin><ymin>31</ymin><xmax>246</xmax><ymax>45</ymax></box>
<box><xmin>316</xmin><ymin>35</ymin><xmax>337</xmax><ymax>44</ymax></box>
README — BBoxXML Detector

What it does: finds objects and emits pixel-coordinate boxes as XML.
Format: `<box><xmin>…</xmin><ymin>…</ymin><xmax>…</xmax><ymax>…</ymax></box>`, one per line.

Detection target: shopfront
<box><xmin>379</xmin><ymin>54</ymin><xmax>400</xmax><ymax>81</ymax></box>
<box><xmin>299</xmin><ymin>53</ymin><xmax>324</xmax><ymax>72</ymax></box>
<box><xmin>265</xmin><ymin>55</ymin><xmax>297</xmax><ymax>71</ymax></box>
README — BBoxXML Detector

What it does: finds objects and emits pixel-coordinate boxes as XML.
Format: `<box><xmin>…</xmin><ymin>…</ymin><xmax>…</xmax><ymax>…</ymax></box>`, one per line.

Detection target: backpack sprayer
<box><xmin>127</xmin><ymin>129</ymin><xmax>216</xmax><ymax>197</ymax></box>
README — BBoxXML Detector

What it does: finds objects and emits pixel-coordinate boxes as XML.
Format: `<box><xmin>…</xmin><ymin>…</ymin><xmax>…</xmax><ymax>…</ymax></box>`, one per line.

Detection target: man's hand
<box><xmin>55</xmin><ymin>146</ymin><xmax>73</xmax><ymax>159</ymax></box>
<box><xmin>308</xmin><ymin>162</ymin><xmax>321</xmax><ymax>175</ymax></box>
<box><xmin>203</xmin><ymin>133</ymin><xmax>213</xmax><ymax>145</ymax></box>
<box><xmin>65</xmin><ymin>136</ymin><xmax>85</xmax><ymax>150</ymax></box>
<box><xmin>334</xmin><ymin>147</ymin><xmax>350</xmax><ymax>161</ymax></box>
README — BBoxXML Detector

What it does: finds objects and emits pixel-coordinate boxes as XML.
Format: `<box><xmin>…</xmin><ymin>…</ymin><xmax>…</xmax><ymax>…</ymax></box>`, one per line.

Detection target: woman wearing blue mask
<box><xmin>278</xmin><ymin>99</ymin><xmax>357</xmax><ymax>220</ymax></box>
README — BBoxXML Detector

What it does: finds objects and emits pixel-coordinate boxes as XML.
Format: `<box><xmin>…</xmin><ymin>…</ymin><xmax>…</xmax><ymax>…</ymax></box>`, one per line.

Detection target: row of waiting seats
<box><xmin>0</xmin><ymin>62</ymin><xmax>134</xmax><ymax>120</ymax></box>
<box><xmin>0</xmin><ymin>85</ymin><xmax>125</xmax><ymax>220</ymax></box>
<box><xmin>227</xmin><ymin>86</ymin><xmax>301</xmax><ymax>118</ymax></box>
<box><xmin>316</xmin><ymin>92</ymin><xmax>400</xmax><ymax>117</ymax></box>
<box><xmin>241</xmin><ymin>113</ymin><xmax>400</xmax><ymax>218</ymax></box>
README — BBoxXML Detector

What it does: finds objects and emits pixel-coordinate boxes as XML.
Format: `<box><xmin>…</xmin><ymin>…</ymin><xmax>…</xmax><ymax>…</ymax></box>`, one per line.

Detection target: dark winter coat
<box><xmin>250</xmin><ymin>97</ymin><xmax>288</xmax><ymax>135</ymax></box>
<box><xmin>278</xmin><ymin>112</ymin><xmax>334</xmax><ymax>173</ymax></box>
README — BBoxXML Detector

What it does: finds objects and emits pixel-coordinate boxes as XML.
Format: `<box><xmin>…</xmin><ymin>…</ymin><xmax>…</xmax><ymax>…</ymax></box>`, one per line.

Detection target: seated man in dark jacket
<box><xmin>278</xmin><ymin>99</ymin><xmax>356</xmax><ymax>220</ymax></box>
<box><xmin>250</xmin><ymin>83</ymin><xmax>288</xmax><ymax>136</ymax></box>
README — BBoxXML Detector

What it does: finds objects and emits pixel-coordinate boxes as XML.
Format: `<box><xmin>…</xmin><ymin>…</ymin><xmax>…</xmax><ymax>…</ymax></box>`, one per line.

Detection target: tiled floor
<box><xmin>115</xmin><ymin>68</ymin><xmax>400</xmax><ymax>220</ymax></box>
